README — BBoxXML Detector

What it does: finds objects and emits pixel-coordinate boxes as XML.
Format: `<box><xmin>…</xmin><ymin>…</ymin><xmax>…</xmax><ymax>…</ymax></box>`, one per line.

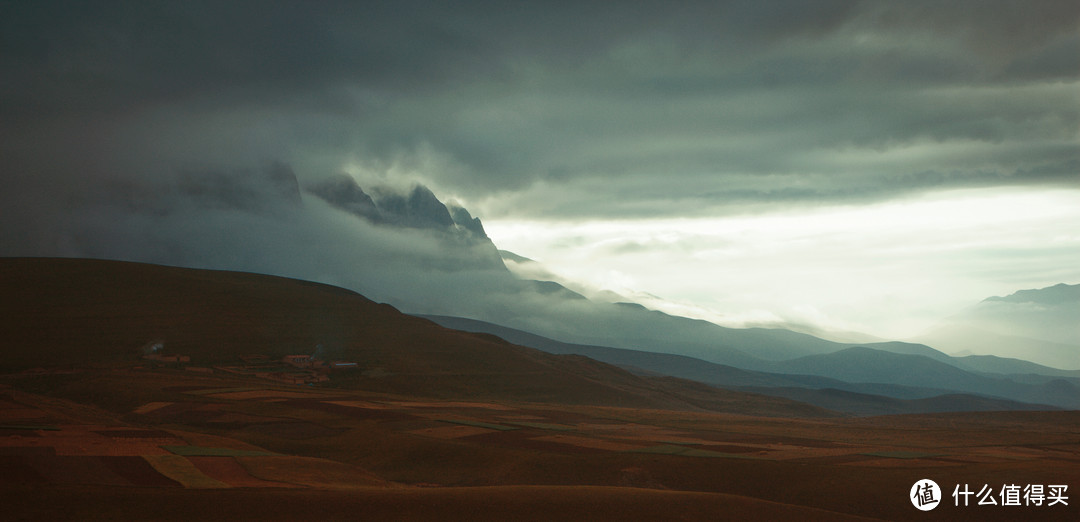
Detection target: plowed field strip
<box><xmin>438</xmin><ymin>419</ymin><xmax>517</xmax><ymax>431</ymax></box>
<box><xmin>26</xmin><ymin>456</ymin><xmax>132</xmax><ymax>485</ymax></box>
<box><xmin>0</xmin><ymin>455</ymin><xmax>49</xmax><ymax>484</ymax></box>
<box><xmin>188</xmin><ymin>457</ymin><xmax>294</xmax><ymax>488</ymax></box>
<box><xmin>209</xmin><ymin>390</ymin><xmax>335</xmax><ymax>400</ymax></box>
<box><xmin>132</xmin><ymin>402</ymin><xmax>173</xmax><ymax>414</ymax></box>
<box><xmin>100</xmin><ymin>456</ymin><xmax>182</xmax><ymax>487</ymax></box>
<box><xmin>143</xmin><ymin>455</ymin><xmax>231</xmax><ymax>489</ymax></box>
<box><xmin>531</xmin><ymin>435</ymin><xmax>644</xmax><ymax>451</ymax></box>
<box><xmin>163</xmin><ymin>445</ymin><xmax>276</xmax><ymax>457</ymax></box>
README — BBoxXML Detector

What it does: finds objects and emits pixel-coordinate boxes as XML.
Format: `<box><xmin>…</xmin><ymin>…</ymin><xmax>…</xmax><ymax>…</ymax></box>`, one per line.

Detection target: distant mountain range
<box><xmin>421</xmin><ymin>315</ymin><xmax>1078</xmax><ymax>414</ymax></box>
<box><xmin>986</xmin><ymin>283</ymin><xmax>1080</xmax><ymax>306</ymax></box>
<box><xmin>914</xmin><ymin>283</ymin><xmax>1080</xmax><ymax>370</ymax></box>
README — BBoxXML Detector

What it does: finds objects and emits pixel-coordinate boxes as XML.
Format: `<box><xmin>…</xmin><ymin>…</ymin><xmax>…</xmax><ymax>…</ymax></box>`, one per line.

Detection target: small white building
<box><xmin>283</xmin><ymin>355</ymin><xmax>313</xmax><ymax>368</ymax></box>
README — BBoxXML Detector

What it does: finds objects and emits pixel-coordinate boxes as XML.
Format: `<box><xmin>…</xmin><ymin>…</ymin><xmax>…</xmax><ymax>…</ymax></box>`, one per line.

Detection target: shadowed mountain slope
<box><xmin>955</xmin><ymin>354</ymin><xmax>1080</xmax><ymax>380</ymax></box>
<box><xmin>765</xmin><ymin>347</ymin><xmax>1079</xmax><ymax>409</ymax></box>
<box><xmin>422</xmin><ymin>314</ymin><xmax>856</xmax><ymax>389</ymax></box>
<box><xmin>0</xmin><ymin>257</ymin><xmax>834</xmax><ymax>417</ymax></box>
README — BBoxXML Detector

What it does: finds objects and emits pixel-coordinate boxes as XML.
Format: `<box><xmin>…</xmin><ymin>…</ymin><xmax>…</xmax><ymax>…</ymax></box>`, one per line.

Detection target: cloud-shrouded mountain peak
<box><xmin>984</xmin><ymin>283</ymin><xmax>1080</xmax><ymax>306</ymax></box>
<box><xmin>308</xmin><ymin>174</ymin><xmax>493</xmax><ymax>243</ymax></box>
<box><xmin>447</xmin><ymin>204</ymin><xmax>488</xmax><ymax>239</ymax></box>
<box><xmin>305</xmin><ymin>174</ymin><xmax>381</xmax><ymax>222</ymax></box>
<box><xmin>372</xmin><ymin>184</ymin><xmax>456</xmax><ymax>230</ymax></box>
<box><xmin>916</xmin><ymin>283</ymin><xmax>1080</xmax><ymax>370</ymax></box>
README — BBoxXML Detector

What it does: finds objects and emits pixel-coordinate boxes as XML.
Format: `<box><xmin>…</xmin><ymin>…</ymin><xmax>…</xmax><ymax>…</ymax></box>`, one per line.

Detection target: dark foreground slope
<box><xmin>0</xmin><ymin>257</ymin><xmax>828</xmax><ymax>416</ymax></box>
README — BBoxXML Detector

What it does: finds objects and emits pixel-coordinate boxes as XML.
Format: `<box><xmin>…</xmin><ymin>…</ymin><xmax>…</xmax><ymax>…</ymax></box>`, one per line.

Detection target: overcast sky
<box><xmin>2</xmin><ymin>1</ymin><xmax>1078</xmax><ymax>339</ymax></box>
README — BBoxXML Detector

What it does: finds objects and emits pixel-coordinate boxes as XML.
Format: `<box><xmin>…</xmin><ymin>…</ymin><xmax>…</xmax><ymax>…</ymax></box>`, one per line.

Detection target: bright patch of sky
<box><xmin>486</xmin><ymin>187</ymin><xmax>1080</xmax><ymax>339</ymax></box>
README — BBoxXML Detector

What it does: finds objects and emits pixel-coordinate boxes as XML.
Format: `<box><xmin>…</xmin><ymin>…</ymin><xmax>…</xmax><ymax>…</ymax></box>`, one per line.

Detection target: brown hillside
<box><xmin>0</xmin><ymin>257</ymin><xmax>832</xmax><ymax>416</ymax></box>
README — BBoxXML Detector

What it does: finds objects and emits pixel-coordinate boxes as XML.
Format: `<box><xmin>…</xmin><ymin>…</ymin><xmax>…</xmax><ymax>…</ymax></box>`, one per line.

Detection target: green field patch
<box><xmin>182</xmin><ymin>387</ymin><xmax>259</xmax><ymax>396</ymax></box>
<box><xmin>163</xmin><ymin>445</ymin><xmax>277</xmax><ymax>457</ymax></box>
<box><xmin>861</xmin><ymin>451</ymin><xmax>944</xmax><ymax>459</ymax></box>
<box><xmin>628</xmin><ymin>444</ymin><xmax>761</xmax><ymax>459</ymax></box>
<box><xmin>143</xmin><ymin>455</ymin><xmax>231</xmax><ymax>488</ymax></box>
<box><xmin>0</xmin><ymin>425</ymin><xmax>59</xmax><ymax>431</ymax></box>
<box><xmin>506</xmin><ymin>421</ymin><xmax>576</xmax><ymax>432</ymax></box>
<box><xmin>437</xmin><ymin>419</ymin><xmax>518</xmax><ymax>431</ymax></box>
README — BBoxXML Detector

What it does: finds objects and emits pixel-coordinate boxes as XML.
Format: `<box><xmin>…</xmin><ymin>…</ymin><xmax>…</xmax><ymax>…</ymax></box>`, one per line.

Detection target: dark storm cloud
<box><xmin>1</xmin><ymin>0</ymin><xmax>1077</xmax><ymax>220</ymax></box>
<box><xmin>0</xmin><ymin>1</ymin><xmax>477</xmax><ymax>114</ymax></box>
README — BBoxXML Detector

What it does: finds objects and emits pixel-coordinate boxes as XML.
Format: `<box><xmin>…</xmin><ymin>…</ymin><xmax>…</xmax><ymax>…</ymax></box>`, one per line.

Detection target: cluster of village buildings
<box><xmin>141</xmin><ymin>346</ymin><xmax>357</xmax><ymax>385</ymax></box>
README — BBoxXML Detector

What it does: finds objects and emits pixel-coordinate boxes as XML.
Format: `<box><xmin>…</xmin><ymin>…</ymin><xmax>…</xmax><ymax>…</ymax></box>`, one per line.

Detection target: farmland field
<box><xmin>2</xmin><ymin>366</ymin><xmax>1077</xmax><ymax>521</ymax></box>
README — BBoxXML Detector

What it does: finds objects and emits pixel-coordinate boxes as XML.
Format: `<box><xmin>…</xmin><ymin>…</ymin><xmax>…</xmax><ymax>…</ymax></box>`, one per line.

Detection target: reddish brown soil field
<box><xmin>23</xmin><ymin>455</ymin><xmax>133</xmax><ymax>486</ymax></box>
<box><xmin>386</xmin><ymin>400</ymin><xmax>517</xmax><ymax>410</ymax></box>
<box><xmin>242</xmin><ymin>421</ymin><xmax>343</xmax><ymax>439</ymax></box>
<box><xmin>93</xmin><ymin>429</ymin><xmax>177</xmax><ymax>439</ymax></box>
<box><xmin>99</xmin><ymin>456</ymin><xmax>183</xmax><ymax>487</ymax></box>
<box><xmin>3</xmin><ymin>367</ymin><xmax>1078</xmax><ymax>520</ymax></box>
<box><xmin>0</xmin><ymin>484</ymin><xmax>885</xmax><ymax>522</ymax></box>
<box><xmin>0</xmin><ymin>456</ymin><xmax>49</xmax><ymax>485</ymax></box>
<box><xmin>236</xmin><ymin>456</ymin><xmax>390</xmax><ymax>489</ymax></box>
<box><xmin>208</xmin><ymin>390</ymin><xmax>334</xmax><ymax>400</ymax></box>
<box><xmin>0</xmin><ymin>446</ymin><xmax>55</xmax><ymax>457</ymax></box>
<box><xmin>0</xmin><ymin>403</ymin><xmax>51</xmax><ymax>422</ymax></box>
<box><xmin>463</xmin><ymin>428</ymin><xmax>611</xmax><ymax>454</ymax></box>
<box><xmin>531</xmin><ymin>434</ymin><xmax>646</xmax><ymax>452</ymax></box>
<box><xmin>287</xmin><ymin>398</ymin><xmax>418</xmax><ymax>421</ymax></box>
<box><xmin>324</xmin><ymin>399</ymin><xmax>394</xmax><ymax>409</ymax></box>
<box><xmin>131</xmin><ymin>401</ymin><xmax>173</xmax><ymax>414</ymax></box>
<box><xmin>409</xmin><ymin>424</ymin><xmax>498</xmax><ymax>439</ymax></box>
<box><xmin>0</xmin><ymin>425</ymin><xmax>180</xmax><ymax>456</ymax></box>
<box><xmin>187</xmin><ymin>456</ymin><xmax>293</xmax><ymax>488</ymax></box>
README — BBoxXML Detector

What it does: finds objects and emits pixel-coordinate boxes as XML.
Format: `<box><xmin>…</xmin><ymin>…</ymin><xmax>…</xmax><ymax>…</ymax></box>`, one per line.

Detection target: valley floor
<box><xmin>2</xmin><ymin>366</ymin><xmax>1078</xmax><ymax>521</ymax></box>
